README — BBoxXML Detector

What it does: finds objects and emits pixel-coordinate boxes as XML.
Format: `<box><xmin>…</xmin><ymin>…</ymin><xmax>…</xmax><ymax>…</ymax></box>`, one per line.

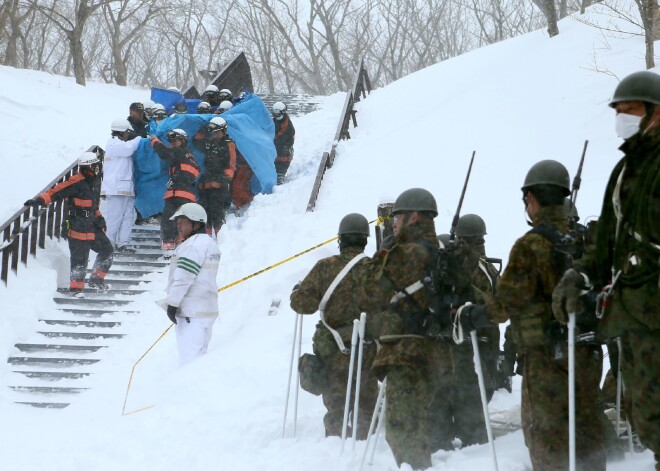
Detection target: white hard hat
<box><xmin>208</xmin><ymin>117</ymin><xmax>227</xmax><ymax>132</ymax></box>
<box><xmin>78</xmin><ymin>151</ymin><xmax>100</xmax><ymax>167</ymax></box>
<box><xmin>218</xmin><ymin>100</ymin><xmax>233</xmax><ymax>111</ymax></box>
<box><xmin>169</xmin><ymin>203</ymin><xmax>207</xmax><ymax>223</ymax></box>
<box><xmin>153</xmin><ymin>103</ymin><xmax>165</xmax><ymax>111</ymax></box>
<box><xmin>204</xmin><ymin>84</ymin><xmax>219</xmax><ymax>93</ymax></box>
<box><xmin>111</xmin><ymin>118</ymin><xmax>132</xmax><ymax>132</ymax></box>
<box><xmin>143</xmin><ymin>99</ymin><xmax>155</xmax><ymax>109</ymax></box>
<box><xmin>167</xmin><ymin>86</ymin><xmax>180</xmax><ymax>93</ymax></box>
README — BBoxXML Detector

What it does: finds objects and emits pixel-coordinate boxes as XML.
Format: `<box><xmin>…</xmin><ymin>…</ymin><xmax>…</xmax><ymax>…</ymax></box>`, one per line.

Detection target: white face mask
<box><xmin>615</xmin><ymin>112</ymin><xmax>642</xmax><ymax>139</ymax></box>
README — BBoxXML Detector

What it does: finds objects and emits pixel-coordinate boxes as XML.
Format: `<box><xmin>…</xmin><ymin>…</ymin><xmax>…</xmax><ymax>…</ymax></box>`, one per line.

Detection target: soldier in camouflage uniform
<box><xmin>554</xmin><ymin>71</ymin><xmax>660</xmax><ymax>468</ymax></box>
<box><xmin>358</xmin><ymin>188</ymin><xmax>451</xmax><ymax>470</ymax></box>
<box><xmin>290</xmin><ymin>213</ymin><xmax>378</xmax><ymax>439</ymax></box>
<box><xmin>459</xmin><ymin>160</ymin><xmax>606</xmax><ymax>470</ymax></box>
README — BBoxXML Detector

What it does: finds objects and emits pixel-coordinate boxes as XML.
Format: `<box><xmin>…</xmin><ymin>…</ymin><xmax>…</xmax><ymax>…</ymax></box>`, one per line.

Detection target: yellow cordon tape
<box><xmin>121</xmin><ymin>324</ymin><xmax>173</xmax><ymax>415</ymax></box>
<box><xmin>122</xmin><ymin>219</ymin><xmax>379</xmax><ymax>415</ymax></box>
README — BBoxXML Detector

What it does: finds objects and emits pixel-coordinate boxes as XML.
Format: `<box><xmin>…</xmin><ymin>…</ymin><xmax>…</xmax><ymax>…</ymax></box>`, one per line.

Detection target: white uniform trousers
<box><xmin>102</xmin><ymin>195</ymin><xmax>135</xmax><ymax>248</ymax></box>
<box><xmin>174</xmin><ymin>317</ymin><xmax>216</xmax><ymax>365</ymax></box>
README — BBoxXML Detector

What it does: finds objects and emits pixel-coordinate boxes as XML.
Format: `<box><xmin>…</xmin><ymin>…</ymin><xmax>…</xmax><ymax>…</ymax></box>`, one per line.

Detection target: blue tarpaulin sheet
<box><xmin>134</xmin><ymin>92</ymin><xmax>276</xmax><ymax>217</ymax></box>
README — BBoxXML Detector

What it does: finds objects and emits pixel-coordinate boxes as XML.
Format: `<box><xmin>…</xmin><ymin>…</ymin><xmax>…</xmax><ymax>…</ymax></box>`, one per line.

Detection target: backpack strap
<box><xmin>319</xmin><ymin>253</ymin><xmax>367</xmax><ymax>354</ymax></box>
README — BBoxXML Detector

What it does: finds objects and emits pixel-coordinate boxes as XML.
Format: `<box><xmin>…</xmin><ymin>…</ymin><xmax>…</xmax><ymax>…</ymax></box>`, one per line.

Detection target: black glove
<box><xmin>454</xmin><ymin>303</ymin><xmax>493</xmax><ymax>331</ymax></box>
<box><xmin>95</xmin><ymin>216</ymin><xmax>107</xmax><ymax>232</ymax></box>
<box><xmin>167</xmin><ymin>305</ymin><xmax>178</xmax><ymax>324</ymax></box>
<box><xmin>24</xmin><ymin>198</ymin><xmax>39</xmax><ymax>208</ymax></box>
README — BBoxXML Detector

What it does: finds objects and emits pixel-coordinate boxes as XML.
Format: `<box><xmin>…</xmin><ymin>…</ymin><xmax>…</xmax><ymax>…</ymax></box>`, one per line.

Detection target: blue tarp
<box><xmin>134</xmin><ymin>92</ymin><xmax>276</xmax><ymax>217</ymax></box>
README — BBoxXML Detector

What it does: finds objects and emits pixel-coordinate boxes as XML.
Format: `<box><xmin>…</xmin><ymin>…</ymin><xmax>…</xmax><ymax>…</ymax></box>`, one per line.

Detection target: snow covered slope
<box><xmin>0</xmin><ymin>3</ymin><xmax>656</xmax><ymax>470</ymax></box>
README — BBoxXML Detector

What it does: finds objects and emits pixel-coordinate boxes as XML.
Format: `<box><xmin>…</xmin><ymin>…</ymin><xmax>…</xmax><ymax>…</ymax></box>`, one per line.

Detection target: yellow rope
<box><xmin>121</xmin><ymin>324</ymin><xmax>173</xmax><ymax>416</ymax></box>
<box><xmin>122</xmin><ymin>219</ymin><xmax>377</xmax><ymax>415</ymax></box>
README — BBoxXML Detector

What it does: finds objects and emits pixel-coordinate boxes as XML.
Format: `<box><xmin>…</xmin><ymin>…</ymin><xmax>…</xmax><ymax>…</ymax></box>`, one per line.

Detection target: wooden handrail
<box><xmin>306</xmin><ymin>59</ymin><xmax>372</xmax><ymax>212</ymax></box>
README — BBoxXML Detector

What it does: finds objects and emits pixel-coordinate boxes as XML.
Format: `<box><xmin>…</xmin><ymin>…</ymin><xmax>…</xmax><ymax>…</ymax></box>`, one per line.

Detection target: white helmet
<box><xmin>219</xmin><ymin>89</ymin><xmax>232</xmax><ymax>101</ymax></box>
<box><xmin>167</xmin><ymin>86</ymin><xmax>180</xmax><ymax>93</ymax></box>
<box><xmin>197</xmin><ymin>101</ymin><xmax>212</xmax><ymax>113</ymax></box>
<box><xmin>208</xmin><ymin>116</ymin><xmax>227</xmax><ymax>133</ymax></box>
<box><xmin>143</xmin><ymin>98</ymin><xmax>155</xmax><ymax>109</ymax></box>
<box><xmin>78</xmin><ymin>151</ymin><xmax>100</xmax><ymax>167</ymax></box>
<box><xmin>272</xmin><ymin>101</ymin><xmax>286</xmax><ymax>118</ymax></box>
<box><xmin>218</xmin><ymin>100</ymin><xmax>233</xmax><ymax>112</ymax></box>
<box><xmin>165</xmin><ymin>128</ymin><xmax>188</xmax><ymax>144</ymax></box>
<box><xmin>204</xmin><ymin>84</ymin><xmax>219</xmax><ymax>93</ymax></box>
<box><xmin>111</xmin><ymin>118</ymin><xmax>132</xmax><ymax>133</ymax></box>
<box><xmin>169</xmin><ymin>203</ymin><xmax>207</xmax><ymax>223</ymax></box>
<box><xmin>152</xmin><ymin>103</ymin><xmax>167</xmax><ymax>120</ymax></box>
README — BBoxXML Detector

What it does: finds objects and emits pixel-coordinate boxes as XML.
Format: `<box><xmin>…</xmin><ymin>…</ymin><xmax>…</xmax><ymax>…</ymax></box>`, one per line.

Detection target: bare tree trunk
<box><xmin>531</xmin><ymin>0</ymin><xmax>559</xmax><ymax>36</ymax></box>
<box><xmin>636</xmin><ymin>0</ymin><xmax>656</xmax><ymax>68</ymax></box>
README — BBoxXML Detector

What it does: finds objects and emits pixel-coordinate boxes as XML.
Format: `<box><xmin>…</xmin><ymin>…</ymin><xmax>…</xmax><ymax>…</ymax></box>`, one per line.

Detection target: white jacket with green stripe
<box><xmin>167</xmin><ymin>233</ymin><xmax>222</xmax><ymax>318</ymax></box>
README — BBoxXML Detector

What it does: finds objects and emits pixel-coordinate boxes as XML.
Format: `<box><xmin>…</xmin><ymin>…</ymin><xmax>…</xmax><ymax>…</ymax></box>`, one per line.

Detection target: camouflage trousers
<box><xmin>521</xmin><ymin>345</ymin><xmax>606</xmax><ymax>471</ymax></box>
<box><xmin>620</xmin><ymin>330</ymin><xmax>660</xmax><ymax>469</ymax></box>
<box><xmin>385</xmin><ymin>364</ymin><xmax>436</xmax><ymax>470</ymax></box>
<box><xmin>427</xmin><ymin>342</ymin><xmax>487</xmax><ymax>451</ymax></box>
<box><xmin>319</xmin><ymin>346</ymin><xmax>378</xmax><ymax>439</ymax></box>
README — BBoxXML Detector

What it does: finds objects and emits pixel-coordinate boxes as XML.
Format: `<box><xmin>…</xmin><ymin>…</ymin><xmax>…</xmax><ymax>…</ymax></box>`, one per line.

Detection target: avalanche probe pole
<box><xmin>616</xmin><ymin>337</ymin><xmax>634</xmax><ymax>454</ymax></box>
<box><xmin>282</xmin><ymin>313</ymin><xmax>302</xmax><ymax>438</ymax></box>
<box><xmin>360</xmin><ymin>378</ymin><xmax>387</xmax><ymax>471</ymax></box>
<box><xmin>352</xmin><ymin>313</ymin><xmax>367</xmax><ymax>451</ymax></box>
<box><xmin>470</xmin><ymin>330</ymin><xmax>499</xmax><ymax>471</ymax></box>
<box><xmin>341</xmin><ymin>320</ymin><xmax>360</xmax><ymax>455</ymax></box>
<box><xmin>568</xmin><ymin>312</ymin><xmax>576</xmax><ymax>471</ymax></box>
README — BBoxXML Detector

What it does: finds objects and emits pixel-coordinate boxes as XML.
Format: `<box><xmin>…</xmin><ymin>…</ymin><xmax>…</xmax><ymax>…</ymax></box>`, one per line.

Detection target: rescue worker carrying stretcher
<box><xmin>193</xmin><ymin>116</ymin><xmax>237</xmax><ymax>236</ymax></box>
<box><xmin>24</xmin><ymin>152</ymin><xmax>114</xmax><ymax>298</ymax></box>
<box><xmin>149</xmin><ymin>128</ymin><xmax>200</xmax><ymax>255</ymax></box>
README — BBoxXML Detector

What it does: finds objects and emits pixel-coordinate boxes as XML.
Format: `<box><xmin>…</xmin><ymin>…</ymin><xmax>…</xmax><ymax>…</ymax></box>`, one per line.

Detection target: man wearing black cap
<box><xmin>127</xmin><ymin>102</ymin><xmax>148</xmax><ymax>139</ymax></box>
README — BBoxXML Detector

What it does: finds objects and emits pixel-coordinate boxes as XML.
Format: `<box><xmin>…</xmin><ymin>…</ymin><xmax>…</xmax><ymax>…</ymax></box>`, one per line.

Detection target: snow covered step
<box><xmin>91</xmin><ymin>268</ymin><xmax>154</xmax><ymax>277</ymax></box>
<box><xmin>8</xmin><ymin>357</ymin><xmax>100</xmax><ymax>367</ymax></box>
<box><xmin>56</xmin><ymin>287</ymin><xmax>147</xmax><ymax>296</ymax></box>
<box><xmin>39</xmin><ymin>319</ymin><xmax>122</xmax><ymax>328</ymax></box>
<box><xmin>114</xmin><ymin>252</ymin><xmax>165</xmax><ymax>261</ymax></box>
<box><xmin>10</xmin><ymin>385</ymin><xmax>89</xmax><ymax>395</ymax></box>
<box><xmin>110</xmin><ymin>260</ymin><xmax>167</xmax><ymax>269</ymax></box>
<box><xmin>53</xmin><ymin>297</ymin><xmax>133</xmax><ymax>306</ymax></box>
<box><xmin>37</xmin><ymin>331</ymin><xmax>125</xmax><ymax>340</ymax></box>
<box><xmin>15</xmin><ymin>401</ymin><xmax>70</xmax><ymax>409</ymax></box>
<box><xmin>12</xmin><ymin>370</ymin><xmax>91</xmax><ymax>380</ymax></box>
<box><xmin>14</xmin><ymin>343</ymin><xmax>108</xmax><ymax>354</ymax></box>
<box><xmin>56</xmin><ymin>308</ymin><xmax>139</xmax><ymax>316</ymax></box>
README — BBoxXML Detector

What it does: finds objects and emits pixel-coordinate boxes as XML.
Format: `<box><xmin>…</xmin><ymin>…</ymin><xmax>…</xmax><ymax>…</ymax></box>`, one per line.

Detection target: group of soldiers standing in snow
<box><xmin>290</xmin><ymin>70</ymin><xmax>659</xmax><ymax>471</ymax></box>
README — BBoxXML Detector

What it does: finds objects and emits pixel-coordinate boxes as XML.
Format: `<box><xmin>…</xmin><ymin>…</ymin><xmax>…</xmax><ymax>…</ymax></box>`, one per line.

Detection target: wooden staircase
<box><xmin>6</xmin><ymin>225</ymin><xmax>166</xmax><ymax>409</ymax></box>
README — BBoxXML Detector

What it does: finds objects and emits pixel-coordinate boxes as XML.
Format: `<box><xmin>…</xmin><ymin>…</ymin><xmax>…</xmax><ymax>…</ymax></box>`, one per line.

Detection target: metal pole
<box><xmin>352</xmin><ymin>313</ymin><xmax>367</xmax><ymax>450</ymax></box>
<box><xmin>568</xmin><ymin>313</ymin><xmax>576</xmax><ymax>471</ymax></box>
<box><xmin>293</xmin><ymin>314</ymin><xmax>304</xmax><ymax>437</ymax></box>
<box><xmin>282</xmin><ymin>314</ymin><xmax>300</xmax><ymax>438</ymax></box>
<box><xmin>341</xmin><ymin>320</ymin><xmax>360</xmax><ymax>454</ymax></box>
<box><xmin>360</xmin><ymin>378</ymin><xmax>386</xmax><ymax>471</ymax></box>
<box><xmin>470</xmin><ymin>330</ymin><xmax>499</xmax><ymax>471</ymax></box>
<box><xmin>617</xmin><ymin>337</ymin><xmax>634</xmax><ymax>454</ymax></box>
<box><xmin>369</xmin><ymin>395</ymin><xmax>387</xmax><ymax>465</ymax></box>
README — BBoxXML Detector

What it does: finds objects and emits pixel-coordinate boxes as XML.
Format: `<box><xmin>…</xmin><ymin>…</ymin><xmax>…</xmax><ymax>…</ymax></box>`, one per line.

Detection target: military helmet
<box><xmin>521</xmin><ymin>160</ymin><xmax>570</xmax><ymax>196</ymax></box>
<box><xmin>456</xmin><ymin>214</ymin><xmax>487</xmax><ymax>237</ymax></box>
<box><xmin>609</xmin><ymin>71</ymin><xmax>660</xmax><ymax>107</ymax></box>
<box><xmin>392</xmin><ymin>188</ymin><xmax>438</xmax><ymax>217</ymax></box>
<box><xmin>338</xmin><ymin>213</ymin><xmax>370</xmax><ymax>236</ymax></box>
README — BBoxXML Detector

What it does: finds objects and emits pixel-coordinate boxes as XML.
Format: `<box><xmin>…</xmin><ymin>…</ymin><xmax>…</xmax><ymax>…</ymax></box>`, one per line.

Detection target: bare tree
<box><xmin>29</xmin><ymin>0</ymin><xmax>117</xmax><ymax>85</ymax></box>
<box><xmin>102</xmin><ymin>0</ymin><xmax>159</xmax><ymax>86</ymax></box>
<box><xmin>531</xmin><ymin>0</ymin><xmax>560</xmax><ymax>36</ymax></box>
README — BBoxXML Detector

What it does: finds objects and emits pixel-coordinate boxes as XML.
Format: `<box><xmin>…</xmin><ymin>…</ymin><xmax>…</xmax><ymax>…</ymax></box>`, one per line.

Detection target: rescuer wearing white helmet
<box><xmin>164</xmin><ymin>202</ymin><xmax>221</xmax><ymax>365</ymax></box>
<box><xmin>271</xmin><ymin>101</ymin><xmax>295</xmax><ymax>184</ymax></box>
<box><xmin>101</xmin><ymin>118</ymin><xmax>143</xmax><ymax>254</ymax></box>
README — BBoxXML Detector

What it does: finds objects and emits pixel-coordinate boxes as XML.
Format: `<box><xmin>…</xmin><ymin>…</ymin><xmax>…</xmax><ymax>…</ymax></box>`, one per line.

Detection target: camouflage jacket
<box><xmin>359</xmin><ymin>219</ymin><xmax>445</xmax><ymax>370</ymax></box>
<box><xmin>290</xmin><ymin>246</ymin><xmax>367</xmax><ymax>327</ymax></box>
<box><xmin>486</xmin><ymin>205</ymin><xmax>568</xmax><ymax>349</ymax></box>
<box><xmin>576</xmin><ymin>131</ymin><xmax>660</xmax><ymax>335</ymax></box>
